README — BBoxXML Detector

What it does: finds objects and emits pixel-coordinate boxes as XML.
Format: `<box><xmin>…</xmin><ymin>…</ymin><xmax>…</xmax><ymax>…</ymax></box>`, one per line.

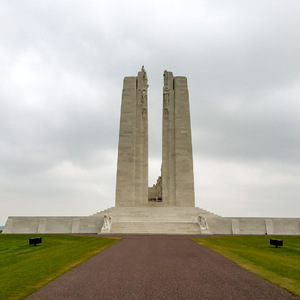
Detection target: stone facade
<box><xmin>115</xmin><ymin>66</ymin><xmax>148</xmax><ymax>207</ymax></box>
<box><xmin>161</xmin><ymin>71</ymin><xmax>195</xmax><ymax>207</ymax></box>
<box><xmin>116</xmin><ymin>68</ymin><xmax>195</xmax><ymax>207</ymax></box>
<box><xmin>2</xmin><ymin>216</ymin><xmax>102</xmax><ymax>234</ymax></box>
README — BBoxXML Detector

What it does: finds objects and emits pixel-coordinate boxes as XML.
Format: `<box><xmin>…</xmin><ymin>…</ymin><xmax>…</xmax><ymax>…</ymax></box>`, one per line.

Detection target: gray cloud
<box><xmin>1</xmin><ymin>0</ymin><xmax>300</xmax><ymax>224</ymax></box>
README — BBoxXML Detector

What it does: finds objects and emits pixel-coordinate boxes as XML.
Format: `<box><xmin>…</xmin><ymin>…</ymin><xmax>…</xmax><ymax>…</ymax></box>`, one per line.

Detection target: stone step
<box><xmin>110</xmin><ymin>221</ymin><xmax>200</xmax><ymax>234</ymax></box>
<box><xmin>92</xmin><ymin>207</ymin><xmax>220</xmax><ymax>218</ymax></box>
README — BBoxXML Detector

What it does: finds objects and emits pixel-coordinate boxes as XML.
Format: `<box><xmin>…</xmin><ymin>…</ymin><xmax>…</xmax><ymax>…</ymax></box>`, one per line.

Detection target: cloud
<box><xmin>1</xmin><ymin>0</ymin><xmax>300</xmax><ymax>224</ymax></box>
<box><xmin>194</xmin><ymin>156</ymin><xmax>300</xmax><ymax>218</ymax></box>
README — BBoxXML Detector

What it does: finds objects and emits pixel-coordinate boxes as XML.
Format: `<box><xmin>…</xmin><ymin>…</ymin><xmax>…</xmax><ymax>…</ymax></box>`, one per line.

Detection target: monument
<box><xmin>115</xmin><ymin>67</ymin><xmax>195</xmax><ymax>208</ymax></box>
<box><xmin>3</xmin><ymin>67</ymin><xmax>299</xmax><ymax>235</ymax></box>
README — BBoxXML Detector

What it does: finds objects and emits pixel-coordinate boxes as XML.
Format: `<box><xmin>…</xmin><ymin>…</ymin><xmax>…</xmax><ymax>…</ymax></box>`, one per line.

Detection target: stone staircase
<box><xmin>92</xmin><ymin>207</ymin><xmax>221</xmax><ymax>234</ymax></box>
<box><xmin>110</xmin><ymin>221</ymin><xmax>200</xmax><ymax>234</ymax></box>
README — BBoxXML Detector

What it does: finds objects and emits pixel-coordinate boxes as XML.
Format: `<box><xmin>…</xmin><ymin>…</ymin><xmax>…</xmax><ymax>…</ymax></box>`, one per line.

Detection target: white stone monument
<box><xmin>3</xmin><ymin>67</ymin><xmax>299</xmax><ymax>235</ymax></box>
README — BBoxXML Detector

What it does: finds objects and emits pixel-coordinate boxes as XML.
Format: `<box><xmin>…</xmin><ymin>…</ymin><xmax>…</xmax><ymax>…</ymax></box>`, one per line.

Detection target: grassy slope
<box><xmin>0</xmin><ymin>235</ymin><xmax>120</xmax><ymax>300</ymax></box>
<box><xmin>192</xmin><ymin>235</ymin><xmax>300</xmax><ymax>297</ymax></box>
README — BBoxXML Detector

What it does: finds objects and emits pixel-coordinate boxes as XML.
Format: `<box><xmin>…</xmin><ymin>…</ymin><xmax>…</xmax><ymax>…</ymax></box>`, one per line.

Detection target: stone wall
<box><xmin>2</xmin><ymin>216</ymin><xmax>103</xmax><ymax>234</ymax></box>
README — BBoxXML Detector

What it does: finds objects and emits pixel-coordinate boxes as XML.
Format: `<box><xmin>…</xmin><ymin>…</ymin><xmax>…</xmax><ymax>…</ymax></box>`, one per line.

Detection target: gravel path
<box><xmin>26</xmin><ymin>235</ymin><xmax>297</xmax><ymax>299</ymax></box>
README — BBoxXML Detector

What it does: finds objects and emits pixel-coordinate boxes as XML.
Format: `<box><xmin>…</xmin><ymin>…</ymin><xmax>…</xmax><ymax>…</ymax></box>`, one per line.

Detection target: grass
<box><xmin>192</xmin><ymin>235</ymin><xmax>300</xmax><ymax>297</ymax></box>
<box><xmin>0</xmin><ymin>234</ymin><xmax>120</xmax><ymax>300</ymax></box>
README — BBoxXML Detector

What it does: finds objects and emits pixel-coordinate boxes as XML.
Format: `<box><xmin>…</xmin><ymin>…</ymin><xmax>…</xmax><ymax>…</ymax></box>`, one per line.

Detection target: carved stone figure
<box><xmin>198</xmin><ymin>215</ymin><xmax>209</xmax><ymax>230</ymax></box>
<box><xmin>163</xmin><ymin>87</ymin><xmax>170</xmax><ymax>107</ymax></box>
<box><xmin>163</xmin><ymin>70</ymin><xmax>169</xmax><ymax>88</ymax></box>
<box><xmin>102</xmin><ymin>214</ymin><xmax>112</xmax><ymax>230</ymax></box>
<box><xmin>142</xmin><ymin>109</ymin><xmax>147</xmax><ymax>119</ymax></box>
<box><xmin>142</xmin><ymin>65</ymin><xmax>148</xmax><ymax>87</ymax></box>
<box><xmin>142</xmin><ymin>89</ymin><xmax>147</xmax><ymax>105</ymax></box>
<box><xmin>164</xmin><ymin>108</ymin><xmax>169</xmax><ymax>119</ymax></box>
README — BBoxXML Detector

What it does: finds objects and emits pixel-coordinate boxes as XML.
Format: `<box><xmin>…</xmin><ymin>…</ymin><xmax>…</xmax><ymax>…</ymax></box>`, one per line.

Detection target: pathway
<box><xmin>26</xmin><ymin>235</ymin><xmax>297</xmax><ymax>299</ymax></box>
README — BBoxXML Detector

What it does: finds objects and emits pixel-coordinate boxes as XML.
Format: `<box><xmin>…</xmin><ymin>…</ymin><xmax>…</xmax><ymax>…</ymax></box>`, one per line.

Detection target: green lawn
<box><xmin>192</xmin><ymin>235</ymin><xmax>300</xmax><ymax>297</ymax></box>
<box><xmin>0</xmin><ymin>234</ymin><xmax>120</xmax><ymax>300</ymax></box>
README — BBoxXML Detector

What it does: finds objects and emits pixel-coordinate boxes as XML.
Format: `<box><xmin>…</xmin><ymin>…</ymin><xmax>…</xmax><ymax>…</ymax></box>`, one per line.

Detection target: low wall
<box><xmin>2</xmin><ymin>216</ymin><xmax>103</xmax><ymax>234</ymax></box>
<box><xmin>2</xmin><ymin>215</ymin><xmax>299</xmax><ymax>235</ymax></box>
<box><xmin>208</xmin><ymin>217</ymin><xmax>300</xmax><ymax>235</ymax></box>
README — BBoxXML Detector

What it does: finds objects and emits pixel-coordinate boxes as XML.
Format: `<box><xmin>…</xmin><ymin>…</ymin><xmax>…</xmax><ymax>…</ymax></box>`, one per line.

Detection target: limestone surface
<box><xmin>115</xmin><ymin>67</ymin><xmax>148</xmax><ymax>207</ymax></box>
<box><xmin>162</xmin><ymin>71</ymin><xmax>195</xmax><ymax>207</ymax></box>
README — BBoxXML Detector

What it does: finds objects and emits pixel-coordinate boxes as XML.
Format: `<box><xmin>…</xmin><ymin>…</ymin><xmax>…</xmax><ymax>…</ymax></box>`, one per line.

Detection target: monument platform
<box><xmin>93</xmin><ymin>207</ymin><xmax>219</xmax><ymax>234</ymax></box>
<box><xmin>3</xmin><ymin>209</ymin><xmax>299</xmax><ymax>235</ymax></box>
<box><xmin>94</xmin><ymin>207</ymin><xmax>299</xmax><ymax>235</ymax></box>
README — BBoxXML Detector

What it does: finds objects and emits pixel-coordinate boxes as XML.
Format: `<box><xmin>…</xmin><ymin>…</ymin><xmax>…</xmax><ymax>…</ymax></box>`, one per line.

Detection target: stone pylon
<box><xmin>115</xmin><ymin>67</ymin><xmax>148</xmax><ymax>207</ymax></box>
<box><xmin>116</xmin><ymin>68</ymin><xmax>194</xmax><ymax>208</ymax></box>
<box><xmin>161</xmin><ymin>71</ymin><xmax>195</xmax><ymax>207</ymax></box>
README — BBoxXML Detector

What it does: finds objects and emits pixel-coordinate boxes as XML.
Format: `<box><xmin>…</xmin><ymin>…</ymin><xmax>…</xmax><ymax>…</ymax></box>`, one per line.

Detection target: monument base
<box><xmin>2</xmin><ymin>208</ymin><xmax>299</xmax><ymax>235</ymax></box>
<box><xmin>93</xmin><ymin>207</ymin><xmax>219</xmax><ymax>234</ymax></box>
<box><xmin>93</xmin><ymin>207</ymin><xmax>299</xmax><ymax>235</ymax></box>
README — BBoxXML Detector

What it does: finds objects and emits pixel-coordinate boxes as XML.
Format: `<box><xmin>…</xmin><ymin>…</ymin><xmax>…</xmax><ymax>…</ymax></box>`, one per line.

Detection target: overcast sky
<box><xmin>1</xmin><ymin>0</ymin><xmax>300</xmax><ymax>225</ymax></box>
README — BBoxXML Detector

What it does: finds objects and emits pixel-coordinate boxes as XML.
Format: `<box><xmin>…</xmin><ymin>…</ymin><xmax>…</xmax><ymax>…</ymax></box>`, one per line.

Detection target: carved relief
<box><xmin>142</xmin><ymin>89</ymin><xmax>147</xmax><ymax>105</ymax></box>
<box><xmin>142</xmin><ymin>65</ymin><xmax>148</xmax><ymax>87</ymax></box>
<box><xmin>163</xmin><ymin>87</ymin><xmax>170</xmax><ymax>107</ymax></box>
<box><xmin>164</xmin><ymin>108</ymin><xmax>169</xmax><ymax>119</ymax></box>
<box><xmin>137</xmin><ymin>66</ymin><xmax>148</xmax><ymax>111</ymax></box>
<box><xmin>148</xmin><ymin>175</ymin><xmax>162</xmax><ymax>201</ymax></box>
<box><xmin>163</xmin><ymin>70</ymin><xmax>171</xmax><ymax>108</ymax></box>
<box><xmin>137</xmin><ymin>89</ymin><xmax>147</xmax><ymax>111</ymax></box>
<box><xmin>163</xmin><ymin>70</ymin><xmax>169</xmax><ymax>88</ymax></box>
<box><xmin>198</xmin><ymin>215</ymin><xmax>209</xmax><ymax>231</ymax></box>
<box><xmin>101</xmin><ymin>214</ymin><xmax>112</xmax><ymax>233</ymax></box>
<box><xmin>142</xmin><ymin>109</ymin><xmax>147</xmax><ymax>119</ymax></box>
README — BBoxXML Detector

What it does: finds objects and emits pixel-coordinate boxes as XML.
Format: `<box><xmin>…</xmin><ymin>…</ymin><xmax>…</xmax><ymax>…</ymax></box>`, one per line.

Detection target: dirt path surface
<box><xmin>26</xmin><ymin>235</ymin><xmax>297</xmax><ymax>299</ymax></box>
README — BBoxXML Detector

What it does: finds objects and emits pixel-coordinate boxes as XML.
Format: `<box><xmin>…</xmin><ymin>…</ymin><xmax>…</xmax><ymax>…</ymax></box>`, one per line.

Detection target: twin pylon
<box><xmin>116</xmin><ymin>67</ymin><xmax>195</xmax><ymax>207</ymax></box>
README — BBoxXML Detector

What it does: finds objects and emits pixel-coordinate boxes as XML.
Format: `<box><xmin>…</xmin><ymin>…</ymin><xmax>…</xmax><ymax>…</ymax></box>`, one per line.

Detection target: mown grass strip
<box><xmin>192</xmin><ymin>235</ymin><xmax>300</xmax><ymax>297</ymax></box>
<box><xmin>0</xmin><ymin>234</ymin><xmax>120</xmax><ymax>300</ymax></box>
